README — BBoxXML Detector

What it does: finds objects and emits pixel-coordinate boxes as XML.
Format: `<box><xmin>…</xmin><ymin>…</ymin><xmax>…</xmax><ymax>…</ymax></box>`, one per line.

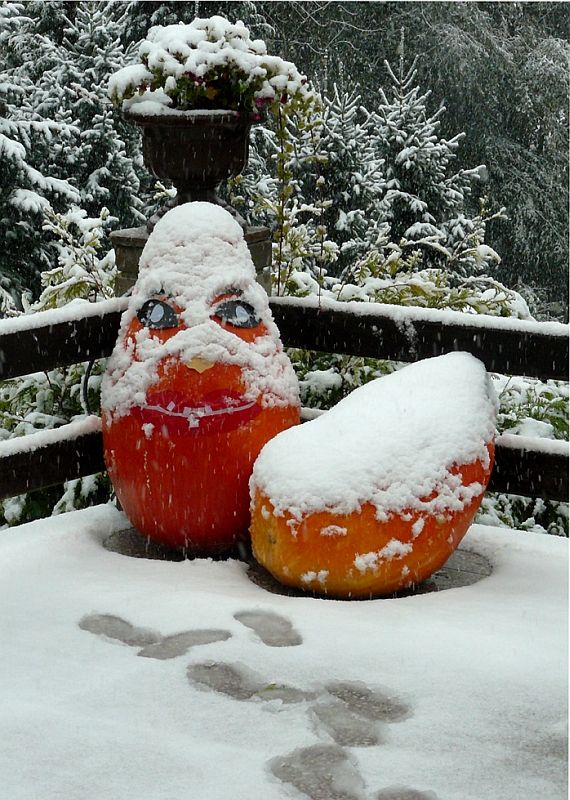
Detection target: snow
<box><xmin>270</xmin><ymin>294</ymin><xmax>569</xmax><ymax>338</ymax></box>
<box><xmin>109</xmin><ymin>16</ymin><xmax>309</xmax><ymax>113</ymax></box>
<box><xmin>125</xmin><ymin>96</ymin><xmax>239</xmax><ymax>117</ymax></box>
<box><xmin>354</xmin><ymin>540</ymin><xmax>413</xmax><ymax>572</ymax></box>
<box><xmin>0</xmin><ymin>503</ymin><xmax>566</xmax><ymax>800</ymax></box>
<box><xmin>101</xmin><ymin>202</ymin><xmax>299</xmax><ymax>421</ymax></box>
<box><xmin>298</xmin><ymin>411</ymin><xmax>569</xmax><ymax>459</ymax></box>
<box><xmin>10</xmin><ymin>188</ymin><xmax>51</xmax><ymax>214</ymax></box>
<box><xmin>108</xmin><ymin>62</ymin><xmax>152</xmax><ymax>100</ymax></box>
<box><xmin>506</xmin><ymin>418</ymin><xmax>557</xmax><ymax>439</ymax></box>
<box><xmin>0</xmin><ymin>415</ymin><xmax>100</xmax><ymax>457</ymax></box>
<box><xmin>252</xmin><ymin>352</ymin><xmax>497</xmax><ymax>521</ymax></box>
<box><xmin>0</xmin><ymin>131</ymin><xmax>25</xmax><ymax>160</ymax></box>
<box><xmin>320</xmin><ymin>525</ymin><xmax>348</xmax><ymax>538</ymax></box>
<box><xmin>299</xmin><ymin>367</ymin><xmax>343</xmax><ymax>395</ymax></box>
<box><xmin>0</xmin><ymin>297</ymin><xmax>128</xmax><ymax>336</ymax></box>
<box><xmin>496</xmin><ymin>432</ymin><xmax>569</xmax><ymax>457</ymax></box>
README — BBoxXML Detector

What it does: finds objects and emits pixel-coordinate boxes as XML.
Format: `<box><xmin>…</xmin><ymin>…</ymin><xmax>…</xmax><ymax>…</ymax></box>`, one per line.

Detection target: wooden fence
<box><xmin>0</xmin><ymin>296</ymin><xmax>568</xmax><ymax>503</ymax></box>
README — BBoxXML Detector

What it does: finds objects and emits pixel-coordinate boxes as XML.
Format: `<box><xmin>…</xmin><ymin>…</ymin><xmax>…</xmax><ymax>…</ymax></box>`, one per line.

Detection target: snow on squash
<box><xmin>250</xmin><ymin>352</ymin><xmax>497</xmax><ymax>598</ymax></box>
<box><xmin>101</xmin><ymin>202</ymin><xmax>300</xmax><ymax>554</ymax></box>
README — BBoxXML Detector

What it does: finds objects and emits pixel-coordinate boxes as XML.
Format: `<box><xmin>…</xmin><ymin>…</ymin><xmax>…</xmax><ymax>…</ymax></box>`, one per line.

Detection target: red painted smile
<box><xmin>133</xmin><ymin>389</ymin><xmax>262</xmax><ymax>437</ymax></box>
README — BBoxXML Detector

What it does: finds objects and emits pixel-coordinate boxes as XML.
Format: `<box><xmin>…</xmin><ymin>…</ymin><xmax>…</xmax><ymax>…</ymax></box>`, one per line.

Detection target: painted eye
<box><xmin>214</xmin><ymin>300</ymin><xmax>261</xmax><ymax>329</ymax></box>
<box><xmin>137</xmin><ymin>299</ymin><xmax>179</xmax><ymax>329</ymax></box>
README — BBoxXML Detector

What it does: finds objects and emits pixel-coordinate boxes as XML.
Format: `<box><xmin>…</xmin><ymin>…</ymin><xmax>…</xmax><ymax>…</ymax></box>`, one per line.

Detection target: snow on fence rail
<box><xmin>270</xmin><ymin>296</ymin><xmax>570</xmax><ymax>382</ymax></box>
<box><xmin>0</xmin><ymin>296</ymin><xmax>568</xmax><ymax>503</ymax></box>
<box><xmin>0</xmin><ymin>417</ymin><xmax>103</xmax><ymax>500</ymax></box>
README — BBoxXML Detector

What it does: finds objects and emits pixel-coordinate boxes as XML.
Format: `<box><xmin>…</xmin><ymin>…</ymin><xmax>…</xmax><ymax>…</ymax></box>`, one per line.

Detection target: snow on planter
<box><xmin>108</xmin><ymin>16</ymin><xmax>311</xmax><ymax>117</ymax></box>
<box><xmin>250</xmin><ymin>352</ymin><xmax>497</xmax><ymax>598</ymax></box>
<box><xmin>101</xmin><ymin>202</ymin><xmax>300</xmax><ymax>554</ymax></box>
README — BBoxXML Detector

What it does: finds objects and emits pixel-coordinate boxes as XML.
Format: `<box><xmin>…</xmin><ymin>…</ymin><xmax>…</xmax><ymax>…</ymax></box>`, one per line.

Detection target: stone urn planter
<box><xmin>108</xmin><ymin>15</ymin><xmax>313</xmax><ymax>288</ymax></box>
<box><xmin>125</xmin><ymin>109</ymin><xmax>255</xmax><ymax>231</ymax></box>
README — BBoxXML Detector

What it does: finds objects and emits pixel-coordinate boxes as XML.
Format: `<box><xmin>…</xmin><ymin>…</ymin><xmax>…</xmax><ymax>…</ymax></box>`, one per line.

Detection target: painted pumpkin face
<box><xmin>101</xmin><ymin>203</ymin><xmax>300</xmax><ymax>554</ymax></box>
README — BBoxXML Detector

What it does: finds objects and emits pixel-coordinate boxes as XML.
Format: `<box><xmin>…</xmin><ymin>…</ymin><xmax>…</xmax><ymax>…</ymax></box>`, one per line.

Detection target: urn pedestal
<box><xmin>111</xmin><ymin>225</ymin><xmax>272</xmax><ymax>295</ymax></box>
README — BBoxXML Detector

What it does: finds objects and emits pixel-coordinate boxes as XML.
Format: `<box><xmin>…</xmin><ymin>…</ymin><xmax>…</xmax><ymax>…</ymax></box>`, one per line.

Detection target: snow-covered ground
<box><xmin>0</xmin><ymin>504</ymin><xmax>566</xmax><ymax>800</ymax></box>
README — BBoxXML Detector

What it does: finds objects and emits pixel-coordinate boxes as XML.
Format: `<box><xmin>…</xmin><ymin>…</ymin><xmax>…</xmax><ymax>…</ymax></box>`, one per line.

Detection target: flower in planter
<box><xmin>108</xmin><ymin>15</ymin><xmax>312</xmax><ymax>118</ymax></box>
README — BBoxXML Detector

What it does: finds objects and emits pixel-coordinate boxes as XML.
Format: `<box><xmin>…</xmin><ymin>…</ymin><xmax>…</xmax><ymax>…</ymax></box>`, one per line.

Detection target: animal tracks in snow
<box><xmin>79</xmin><ymin>609</ymin><xmax>436</xmax><ymax>799</ymax></box>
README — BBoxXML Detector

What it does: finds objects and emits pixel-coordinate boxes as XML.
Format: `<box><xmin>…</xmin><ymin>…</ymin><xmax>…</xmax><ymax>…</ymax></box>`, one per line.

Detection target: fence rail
<box><xmin>0</xmin><ymin>297</ymin><xmax>568</xmax><ymax>503</ymax></box>
<box><xmin>1</xmin><ymin>297</ymin><xmax>568</xmax><ymax>382</ymax></box>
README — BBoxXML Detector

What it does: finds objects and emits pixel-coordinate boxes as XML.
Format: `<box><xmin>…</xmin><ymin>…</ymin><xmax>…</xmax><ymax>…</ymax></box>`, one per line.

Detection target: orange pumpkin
<box><xmin>251</xmin><ymin>444</ymin><xmax>494</xmax><ymax>598</ymax></box>
<box><xmin>249</xmin><ymin>352</ymin><xmax>497</xmax><ymax>598</ymax></box>
<box><xmin>102</xmin><ymin>203</ymin><xmax>299</xmax><ymax>554</ymax></box>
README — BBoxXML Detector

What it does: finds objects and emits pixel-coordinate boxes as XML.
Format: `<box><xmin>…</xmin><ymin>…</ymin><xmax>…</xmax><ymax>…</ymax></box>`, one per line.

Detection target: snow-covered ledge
<box><xmin>0</xmin><ymin>297</ymin><xmax>129</xmax><ymax>335</ymax></box>
<box><xmin>270</xmin><ymin>293</ymin><xmax>570</xmax><ymax>337</ymax></box>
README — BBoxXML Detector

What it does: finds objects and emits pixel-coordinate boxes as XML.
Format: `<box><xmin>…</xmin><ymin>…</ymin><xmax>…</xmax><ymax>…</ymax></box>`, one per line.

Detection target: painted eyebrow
<box><xmin>211</xmin><ymin>288</ymin><xmax>244</xmax><ymax>303</ymax></box>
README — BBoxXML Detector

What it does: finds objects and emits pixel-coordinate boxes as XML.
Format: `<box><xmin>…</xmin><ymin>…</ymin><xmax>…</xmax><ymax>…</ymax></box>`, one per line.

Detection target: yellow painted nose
<box><xmin>185</xmin><ymin>357</ymin><xmax>214</xmax><ymax>373</ymax></box>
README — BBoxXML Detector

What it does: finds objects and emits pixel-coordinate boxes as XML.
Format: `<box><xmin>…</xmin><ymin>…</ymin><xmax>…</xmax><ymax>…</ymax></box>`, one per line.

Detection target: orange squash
<box><xmin>102</xmin><ymin>203</ymin><xmax>299</xmax><ymax>554</ymax></box>
<box><xmin>249</xmin><ymin>352</ymin><xmax>497</xmax><ymax>598</ymax></box>
<box><xmin>251</xmin><ymin>444</ymin><xmax>494</xmax><ymax>598</ymax></box>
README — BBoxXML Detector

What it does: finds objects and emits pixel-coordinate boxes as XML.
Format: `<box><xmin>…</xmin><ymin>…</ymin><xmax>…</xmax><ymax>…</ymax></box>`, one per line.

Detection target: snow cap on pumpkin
<box><xmin>134</xmin><ymin>202</ymin><xmax>258</xmax><ymax>327</ymax></box>
<box><xmin>251</xmin><ymin>352</ymin><xmax>497</xmax><ymax>521</ymax></box>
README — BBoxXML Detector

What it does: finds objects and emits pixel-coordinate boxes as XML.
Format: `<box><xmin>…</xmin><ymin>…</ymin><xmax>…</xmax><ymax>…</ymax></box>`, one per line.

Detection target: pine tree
<box><xmin>0</xmin><ymin>2</ymin><xmax>148</xmax><ymax>301</ymax></box>
<box><xmin>300</xmin><ymin>85</ymin><xmax>382</xmax><ymax>276</ymax></box>
<box><xmin>25</xmin><ymin>1</ymin><xmax>144</xmax><ymax>228</ymax></box>
<box><xmin>0</xmin><ymin>3</ymin><xmax>81</xmax><ymax>301</ymax></box>
<box><xmin>365</xmin><ymin>37</ymin><xmax>499</xmax><ymax>278</ymax></box>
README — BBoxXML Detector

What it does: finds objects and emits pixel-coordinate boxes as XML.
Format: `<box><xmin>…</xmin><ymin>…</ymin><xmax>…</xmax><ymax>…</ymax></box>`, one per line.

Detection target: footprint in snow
<box><xmin>269</xmin><ymin>744</ymin><xmax>366</xmax><ymax>800</ymax></box>
<box><xmin>186</xmin><ymin>660</ymin><xmax>421</xmax><ymax>799</ymax></box>
<box><xmin>79</xmin><ymin>610</ymin><xmax>430</xmax><ymax>799</ymax></box>
<box><xmin>187</xmin><ymin>660</ymin><xmax>315</xmax><ymax>703</ymax></box>
<box><xmin>233</xmin><ymin>608</ymin><xmax>303</xmax><ymax>647</ymax></box>
<box><xmin>270</xmin><ymin>742</ymin><xmax>438</xmax><ymax>800</ymax></box>
<box><xmin>325</xmin><ymin>680</ymin><xmax>411</xmax><ymax>723</ymax></box>
<box><xmin>78</xmin><ymin>613</ymin><xmax>230</xmax><ymax>660</ymax></box>
<box><xmin>137</xmin><ymin>629</ymin><xmax>232</xmax><ymax>660</ymax></box>
<box><xmin>375</xmin><ymin>790</ymin><xmax>439</xmax><ymax>800</ymax></box>
<box><xmin>78</xmin><ymin>608</ymin><xmax>301</xmax><ymax>658</ymax></box>
<box><xmin>310</xmin><ymin>701</ymin><xmax>383</xmax><ymax>748</ymax></box>
<box><xmin>187</xmin><ymin>663</ymin><xmax>410</xmax><ymax>747</ymax></box>
<box><xmin>78</xmin><ymin>614</ymin><xmax>161</xmax><ymax>648</ymax></box>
